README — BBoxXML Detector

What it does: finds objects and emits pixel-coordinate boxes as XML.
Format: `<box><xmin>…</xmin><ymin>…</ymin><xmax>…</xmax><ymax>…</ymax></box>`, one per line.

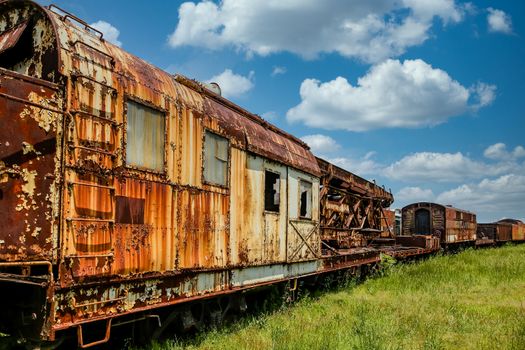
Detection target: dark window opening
<box><xmin>299</xmin><ymin>180</ymin><xmax>312</xmax><ymax>219</ymax></box>
<box><xmin>264</xmin><ymin>170</ymin><xmax>280</xmax><ymax>212</ymax></box>
<box><xmin>415</xmin><ymin>209</ymin><xmax>430</xmax><ymax>235</ymax></box>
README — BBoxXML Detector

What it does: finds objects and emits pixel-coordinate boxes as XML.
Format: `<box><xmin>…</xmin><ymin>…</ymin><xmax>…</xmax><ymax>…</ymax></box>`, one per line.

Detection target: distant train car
<box><xmin>477</xmin><ymin>222</ymin><xmax>513</xmax><ymax>243</ymax></box>
<box><xmin>402</xmin><ymin>202</ymin><xmax>477</xmax><ymax>247</ymax></box>
<box><xmin>498</xmin><ymin>219</ymin><xmax>525</xmax><ymax>242</ymax></box>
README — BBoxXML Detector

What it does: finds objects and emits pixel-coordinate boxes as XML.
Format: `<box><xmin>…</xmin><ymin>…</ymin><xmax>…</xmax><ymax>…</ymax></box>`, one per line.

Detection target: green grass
<box><xmin>148</xmin><ymin>245</ymin><xmax>525</xmax><ymax>350</ymax></box>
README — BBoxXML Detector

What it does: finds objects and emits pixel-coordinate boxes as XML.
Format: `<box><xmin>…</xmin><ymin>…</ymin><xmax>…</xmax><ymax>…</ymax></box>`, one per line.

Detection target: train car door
<box><xmin>286</xmin><ymin>168</ymin><xmax>320</xmax><ymax>262</ymax></box>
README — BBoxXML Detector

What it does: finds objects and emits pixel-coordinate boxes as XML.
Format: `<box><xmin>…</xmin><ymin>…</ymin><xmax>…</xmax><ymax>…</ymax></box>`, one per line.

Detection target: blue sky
<box><xmin>38</xmin><ymin>0</ymin><xmax>524</xmax><ymax>222</ymax></box>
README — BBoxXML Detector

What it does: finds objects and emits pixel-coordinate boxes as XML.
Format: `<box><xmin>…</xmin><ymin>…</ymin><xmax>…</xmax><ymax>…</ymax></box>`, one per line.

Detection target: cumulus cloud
<box><xmin>286</xmin><ymin>59</ymin><xmax>495</xmax><ymax>131</ymax></box>
<box><xmin>383</xmin><ymin>151</ymin><xmax>517</xmax><ymax>183</ymax></box>
<box><xmin>91</xmin><ymin>20</ymin><xmax>122</xmax><ymax>47</ymax></box>
<box><xmin>207</xmin><ymin>69</ymin><xmax>254</xmax><ymax>98</ymax></box>
<box><xmin>168</xmin><ymin>0</ymin><xmax>465</xmax><ymax>63</ymax></box>
<box><xmin>271</xmin><ymin>66</ymin><xmax>287</xmax><ymax>76</ymax></box>
<box><xmin>396</xmin><ymin>186</ymin><xmax>434</xmax><ymax>202</ymax></box>
<box><xmin>487</xmin><ymin>8</ymin><xmax>513</xmax><ymax>34</ymax></box>
<box><xmin>436</xmin><ymin>175</ymin><xmax>525</xmax><ymax>219</ymax></box>
<box><xmin>301</xmin><ymin>134</ymin><xmax>340</xmax><ymax>154</ymax></box>
<box><xmin>483</xmin><ymin>143</ymin><xmax>525</xmax><ymax>160</ymax></box>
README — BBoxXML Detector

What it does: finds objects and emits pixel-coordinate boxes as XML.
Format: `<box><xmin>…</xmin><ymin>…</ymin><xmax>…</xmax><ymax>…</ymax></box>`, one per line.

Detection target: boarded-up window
<box><xmin>299</xmin><ymin>180</ymin><xmax>312</xmax><ymax>219</ymax></box>
<box><xmin>265</xmin><ymin>170</ymin><xmax>280</xmax><ymax>212</ymax></box>
<box><xmin>126</xmin><ymin>100</ymin><xmax>165</xmax><ymax>171</ymax></box>
<box><xmin>203</xmin><ymin>131</ymin><xmax>229</xmax><ymax>186</ymax></box>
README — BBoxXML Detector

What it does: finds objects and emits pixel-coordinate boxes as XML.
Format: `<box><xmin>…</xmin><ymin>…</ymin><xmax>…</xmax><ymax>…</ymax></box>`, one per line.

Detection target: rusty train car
<box><xmin>402</xmin><ymin>202</ymin><xmax>477</xmax><ymax>247</ymax></box>
<box><xmin>478</xmin><ymin>219</ymin><xmax>525</xmax><ymax>243</ymax></box>
<box><xmin>0</xmin><ymin>1</ymin><xmax>394</xmax><ymax>347</ymax></box>
<box><xmin>478</xmin><ymin>221</ymin><xmax>513</xmax><ymax>243</ymax></box>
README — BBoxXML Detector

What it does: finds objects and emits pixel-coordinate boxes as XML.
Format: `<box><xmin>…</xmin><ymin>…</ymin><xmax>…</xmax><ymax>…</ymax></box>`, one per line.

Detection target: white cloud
<box><xmin>469</xmin><ymin>82</ymin><xmax>497</xmax><ymax>110</ymax></box>
<box><xmin>396</xmin><ymin>186</ymin><xmax>434</xmax><ymax>202</ymax></box>
<box><xmin>301</xmin><ymin>134</ymin><xmax>340</xmax><ymax>154</ymax></box>
<box><xmin>168</xmin><ymin>0</ymin><xmax>465</xmax><ymax>63</ymax></box>
<box><xmin>207</xmin><ymin>69</ymin><xmax>254</xmax><ymax>98</ymax></box>
<box><xmin>91</xmin><ymin>20</ymin><xmax>122</xmax><ymax>47</ymax></box>
<box><xmin>436</xmin><ymin>174</ymin><xmax>525</xmax><ymax>220</ymax></box>
<box><xmin>286</xmin><ymin>59</ymin><xmax>495</xmax><ymax>131</ymax></box>
<box><xmin>487</xmin><ymin>8</ymin><xmax>513</xmax><ymax>34</ymax></box>
<box><xmin>271</xmin><ymin>66</ymin><xmax>287</xmax><ymax>76</ymax></box>
<box><xmin>383</xmin><ymin>151</ymin><xmax>516</xmax><ymax>183</ymax></box>
<box><xmin>484</xmin><ymin>143</ymin><xmax>525</xmax><ymax>160</ymax></box>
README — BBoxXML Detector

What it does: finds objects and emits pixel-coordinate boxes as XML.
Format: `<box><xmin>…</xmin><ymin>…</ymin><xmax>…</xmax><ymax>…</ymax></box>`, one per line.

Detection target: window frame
<box><xmin>264</xmin><ymin>169</ymin><xmax>281</xmax><ymax>214</ymax></box>
<box><xmin>123</xmin><ymin>96</ymin><xmax>168</xmax><ymax>174</ymax></box>
<box><xmin>298</xmin><ymin>179</ymin><xmax>313</xmax><ymax>220</ymax></box>
<box><xmin>202</xmin><ymin>129</ymin><xmax>230</xmax><ymax>188</ymax></box>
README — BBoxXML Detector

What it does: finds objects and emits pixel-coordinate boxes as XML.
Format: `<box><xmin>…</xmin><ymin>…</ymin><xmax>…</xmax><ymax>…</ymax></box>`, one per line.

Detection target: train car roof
<box><xmin>401</xmin><ymin>202</ymin><xmax>476</xmax><ymax>215</ymax></box>
<box><xmin>0</xmin><ymin>0</ymin><xmax>321</xmax><ymax>176</ymax></box>
<box><xmin>498</xmin><ymin>218</ymin><xmax>524</xmax><ymax>224</ymax></box>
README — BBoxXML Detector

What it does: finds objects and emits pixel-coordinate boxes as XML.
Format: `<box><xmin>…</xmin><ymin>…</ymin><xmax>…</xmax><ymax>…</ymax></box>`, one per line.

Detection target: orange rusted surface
<box><xmin>0</xmin><ymin>68</ymin><xmax>62</xmax><ymax>262</ymax></box>
<box><xmin>497</xmin><ymin>218</ymin><xmax>525</xmax><ymax>241</ymax></box>
<box><xmin>0</xmin><ymin>1</ymin><xmax>388</xmax><ymax>344</ymax></box>
<box><xmin>381</xmin><ymin>209</ymin><xmax>396</xmax><ymax>238</ymax></box>
<box><xmin>402</xmin><ymin>202</ymin><xmax>477</xmax><ymax>245</ymax></box>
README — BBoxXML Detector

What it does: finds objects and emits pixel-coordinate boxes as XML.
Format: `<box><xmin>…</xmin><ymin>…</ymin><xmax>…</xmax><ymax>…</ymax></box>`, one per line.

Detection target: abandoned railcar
<box><xmin>497</xmin><ymin>219</ymin><xmax>525</xmax><ymax>241</ymax></box>
<box><xmin>316</xmin><ymin>157</ymin><xmax>393</xmax><ymax>251</ymax></box>
<box><xmin>402</xmin><ymin>202</ymin><xmax>477</xmax><ymax>247</ymax></box>
<box><xmin>477</xmin><ymin>222</ymin><xmax>513</xmax><ymax>243</ymax></box>
<box><xmin>0</xmin><ymin>1</ymin><xmax>393</xmax><ymax>346</ymax></box>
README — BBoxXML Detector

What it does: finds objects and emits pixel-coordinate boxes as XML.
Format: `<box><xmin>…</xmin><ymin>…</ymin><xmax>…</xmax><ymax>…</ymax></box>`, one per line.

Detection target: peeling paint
<box><xmin>22</xmin><ymin>141</ymin><xmax>41</xmax><ymax>155</ymax></box>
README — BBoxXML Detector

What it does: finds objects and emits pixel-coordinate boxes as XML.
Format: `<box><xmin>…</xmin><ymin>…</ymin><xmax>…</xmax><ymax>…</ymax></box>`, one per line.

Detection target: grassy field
<box><xmin>147</xmin><ymin>245</ymin><xmax>525</xmax><ymax>350</ymax></box>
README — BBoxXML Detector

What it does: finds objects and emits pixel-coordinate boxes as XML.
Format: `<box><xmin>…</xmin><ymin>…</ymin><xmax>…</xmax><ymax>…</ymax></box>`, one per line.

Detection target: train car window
<box><xmin>126</xmin><ymin>100</ymin><xmax>165</xmax><ymax>171</ymax></box>
<box><xmin>203</xmin><ymin>131</ymin><xmax>229</xmax><ymax>186</ymax></box>
<box><xmin>264</xmin><ymin>170</ymin><xmax>280</xmax><ymax>212</ymax></box>
<box><xmin>299</xmin><ymin>180</ymin><xmax>312</xmax><ymax>219</ymax></box>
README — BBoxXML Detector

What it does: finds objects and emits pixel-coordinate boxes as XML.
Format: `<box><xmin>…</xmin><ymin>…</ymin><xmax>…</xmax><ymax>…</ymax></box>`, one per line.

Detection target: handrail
<box><xmin>77</xmin><ymin>318</ymin><xmax>112</xmax><ymax>348</ymax></box>
<box><xmin>47</xmin><ymin>4</ymin><xmax>104</xmax><ymax>39</ymax></box>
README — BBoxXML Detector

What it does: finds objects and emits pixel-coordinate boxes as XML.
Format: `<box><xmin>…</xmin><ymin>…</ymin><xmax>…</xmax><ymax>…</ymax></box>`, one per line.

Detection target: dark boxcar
<box><xmin>402</xmin><ymin>202</ymin><xmax>477</xmax><ymax>246</ymax></box>
<box><xmin>477</xmin><ymin>222</ymin><xmax>512</xmax><ymax>242</ymax></box>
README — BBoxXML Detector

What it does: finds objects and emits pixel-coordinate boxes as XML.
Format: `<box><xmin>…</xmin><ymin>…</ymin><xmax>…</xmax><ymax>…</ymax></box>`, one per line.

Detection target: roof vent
<box><xmin>204</xmin><ymin>82</ymin><xmax>221</xmax><ymax>96</ymax></box>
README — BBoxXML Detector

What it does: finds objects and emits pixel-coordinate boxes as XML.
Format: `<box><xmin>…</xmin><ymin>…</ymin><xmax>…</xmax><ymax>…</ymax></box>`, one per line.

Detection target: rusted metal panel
<box><xmin>176</xmin><ymin>189</ymin><xmax>229</xmax><ymax>269</ymax></box>
<box><xmin>230</xmin><ymin>152</ymin><xmax>288</xmax><ymax>266</ymax></box>
<box><xmin>381</xmin><ymin>209</ymin><xmax>395</xmax><ymax>238</ymax></box>
<box><xmin>0</xmin><ymin>68</ymin><xmax>63</xmax><ymax>262</ymax></box>
<box><xmin>178</xmin><ymin>107</ymin><xmax>203</xmax><ymax>187</ymax></box>
<box><xmin>395</xmin><ymin>235</ymin><xmax>440</xmax><ymax>250</ymax></box>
